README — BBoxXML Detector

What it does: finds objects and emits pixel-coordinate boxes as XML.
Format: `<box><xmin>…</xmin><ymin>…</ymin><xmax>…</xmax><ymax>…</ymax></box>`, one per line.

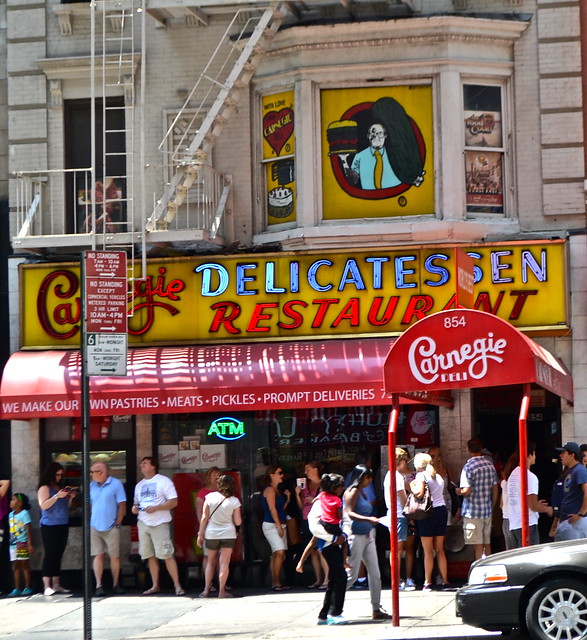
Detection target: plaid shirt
<box><xmin>460</xmin><ymin>455</ymin><xmax>498</xmax><ymax>519</ymax></box>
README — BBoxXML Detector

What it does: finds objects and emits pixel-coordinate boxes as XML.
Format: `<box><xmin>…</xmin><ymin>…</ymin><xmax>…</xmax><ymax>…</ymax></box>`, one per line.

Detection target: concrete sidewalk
<box><xmin>0</xmin><ymin>587</ymin><xmax>499</xmax><ymax>640</ymax></box>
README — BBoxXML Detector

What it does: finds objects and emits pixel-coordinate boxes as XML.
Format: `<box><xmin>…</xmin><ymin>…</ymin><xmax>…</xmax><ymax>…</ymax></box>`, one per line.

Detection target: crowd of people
<box><xmin>1</xmin><ymin>439</ymin><xmax>586</xmax><ymax>626</ymax></box>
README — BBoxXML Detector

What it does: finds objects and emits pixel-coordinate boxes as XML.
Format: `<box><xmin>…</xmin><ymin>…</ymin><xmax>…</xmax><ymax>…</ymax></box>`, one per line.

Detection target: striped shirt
<box><xmin>460</xmin><ymin>455</ymin><xmax>498</xmax><ymax>519</ymax></box>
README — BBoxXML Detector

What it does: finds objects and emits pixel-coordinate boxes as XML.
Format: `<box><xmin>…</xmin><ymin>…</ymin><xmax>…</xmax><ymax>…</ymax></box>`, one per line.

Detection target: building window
<box><xmin>64</xmin><ymin>98</ymin><xmax>127</xmax><ymax>234</ymax></box>
<box><xmin>463</xmin><ymin>84</ymin><xmax>505</xmax><ymax>214</ymax></box>
<box><xmin>42</xmin><ymin>415</ymin><xmax>135</xmax><ymax>524</ymax></box>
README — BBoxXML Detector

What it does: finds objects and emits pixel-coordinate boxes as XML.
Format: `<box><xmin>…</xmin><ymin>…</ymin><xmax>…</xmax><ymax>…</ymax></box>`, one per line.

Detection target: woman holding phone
<box><xmin>38</xmin><ymin>462</ymin><xmax>75</xmax><ymax>595</ymax></box>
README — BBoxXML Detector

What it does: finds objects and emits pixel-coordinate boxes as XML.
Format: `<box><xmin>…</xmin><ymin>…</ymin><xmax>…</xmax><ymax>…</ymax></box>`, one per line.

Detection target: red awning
<box><xmin>0</xmin><ymin>338</ymin><xmax>453</xmax><ymax>420</ymax></box>
<box><xmin>383</xmin><ymin>309</ymin><xmax>573</xmax><ymax>402</ymax></box>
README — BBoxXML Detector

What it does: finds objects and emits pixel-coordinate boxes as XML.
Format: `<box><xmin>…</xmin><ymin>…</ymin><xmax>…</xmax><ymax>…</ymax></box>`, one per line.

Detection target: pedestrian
<box><xmin>506</xmin><ymin>442</ymin><xmax>553</xmax><ymax>547</ymax></box>
<box><xmin>90</xmin><ymin>461</ymin><xmax>126</xmax><ymax>596</ymax></box>
<box><xmin>383</xmin><ymin>447</ymin><xmax>416</xmax><ymax>591</ymax></box>
<box><xmin>261</xmin><ymin>465</ymin><xmax>291</xmax><ymax>591</ymax></box>
<box><xmin>0</xmin><ymin>478</ymin><xmax>11</xmax><ymax>551</ymax></box>
<box><xmin>8</xmin><ymin>493</ymin><xmax>34</xmax><ymax>596</ymax></box>
<box><xmin>581</xmin><ymin>444</ymin><xmax>587</xmax><ymax>468</ymax></box>
<box><xmin>38</xmin><ymin>462</ymin><xmax>75</xmax><ymax>595</ymax></box>
<box><xmin>131</xmin><ymin>456</ymin><xmax>185</xmax><ymax>596</ymax></box>
<box><xmin>195</xmin><ymin>466</ymin><xmax>221</xmax><ymax>591</ymax></box>
<box><xmin>196</xmin><ymin>473</ymin><xmax>242</xmax><ymax>598</ymax></box>
<box><xmin>500</xmin><ymin>451</ymin><xmax>518</xmax><ymax>551</ymax></box>
<box><xmin>343</xmin><ymin>464</ymin><xmax>392</xmax><ymax>620</ymax></box>
<box><xmin>345</xmin><ymin>451</ymin><xmax>376</xmax><ymax>590</ymax></box>
<box><xmin>410</xmin><ymin>452</ymin><xmax>449</xmax><ymax>591</ymax></box>
<box><xmin>457</xmin><ymin>438</ymin><xmax>499</xmax><ymax>560</ymax></box>
<box><xmin>294</xmin><ymin>460</ymin><xmax>328</xmax><ymax>589</ymax></box>
<box><xmin>552</xmin><ymin>442</ymin><xmax>587</xmax><ymax>542</ymax></box>
<box><xmin>314</xmin><ymin>473</ymin><xmax>348</xmax><ymax>625</ymax></box>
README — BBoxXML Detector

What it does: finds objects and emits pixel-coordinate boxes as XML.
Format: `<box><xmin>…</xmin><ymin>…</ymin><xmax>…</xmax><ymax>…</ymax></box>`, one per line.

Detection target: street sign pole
<box><xmin>80</xmin><ymin>254</ymin><xmax>93</xmax><ymax>640</ymax></box>
<box><xmin>80</xmin><ymin>248</ymin><xmax>128</xmax><ymax>640</ymax></box>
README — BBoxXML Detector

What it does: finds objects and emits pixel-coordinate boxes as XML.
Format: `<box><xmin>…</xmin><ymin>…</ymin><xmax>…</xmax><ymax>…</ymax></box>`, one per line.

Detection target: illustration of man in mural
<box><xmin>327</xmin><ymin>97</ymin><xmax>425</xmax><ymax>198</ymax></box>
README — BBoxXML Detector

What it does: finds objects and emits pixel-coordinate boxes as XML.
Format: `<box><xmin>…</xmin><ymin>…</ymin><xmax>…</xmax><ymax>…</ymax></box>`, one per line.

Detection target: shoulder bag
<box><xmin>403</xmin><ymin>481</ymin><xmax>433</xmax><ymax>520</ymax></box>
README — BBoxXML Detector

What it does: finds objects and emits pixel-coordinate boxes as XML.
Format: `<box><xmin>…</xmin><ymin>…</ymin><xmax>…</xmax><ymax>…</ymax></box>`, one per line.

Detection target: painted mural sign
<box><xmin>321</xmin><ymin>85</ymin><xmax>434</xmax><ymax>219</ymax></box>
<box><xmin>262</xmin><ymin>90</ymin><xmax>296</xmax><ymax>225</ymax></box>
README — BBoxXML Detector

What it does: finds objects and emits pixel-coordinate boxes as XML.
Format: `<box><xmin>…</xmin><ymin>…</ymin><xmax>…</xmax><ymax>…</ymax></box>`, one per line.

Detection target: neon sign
<box><xmin>208</xmin><ymin>417</ymin><xmax>246</xmax><ymax>441</ymax></box>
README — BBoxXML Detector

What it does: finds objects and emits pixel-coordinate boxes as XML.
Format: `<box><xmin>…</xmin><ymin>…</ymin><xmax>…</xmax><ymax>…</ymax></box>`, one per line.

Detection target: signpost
<box><xmin>81</xmin><ymin>250</ymin><xmax>128</xmax><ymax>640</ymax></box>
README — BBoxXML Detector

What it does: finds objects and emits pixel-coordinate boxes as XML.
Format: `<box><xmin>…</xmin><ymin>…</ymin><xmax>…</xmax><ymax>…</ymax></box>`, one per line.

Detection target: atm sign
<box><xmin>208</xmin><ymin>417</ymin><xmax>245</xmax><ymax>441</ymax></box>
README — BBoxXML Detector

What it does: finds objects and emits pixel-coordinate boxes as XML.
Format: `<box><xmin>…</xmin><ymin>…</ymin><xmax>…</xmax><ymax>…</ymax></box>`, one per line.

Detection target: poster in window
<box><xmin>465</xmin><ymin>151</ymin><xmax>503</xmax><ymax>209</ymax></box>
<box><xmin>464</xmin><ymin>110</ymin><xmax>502</xmax><ymax>148</ymax></box>
<box><xmin>262</xmin><ymin>90</ymin><xmax>295</xmax><ymax>224</ymax></box>
<box><xmin>321</xmin><ymin>85</ymin><xmax>434</xmax><ymax>220</ymax></box>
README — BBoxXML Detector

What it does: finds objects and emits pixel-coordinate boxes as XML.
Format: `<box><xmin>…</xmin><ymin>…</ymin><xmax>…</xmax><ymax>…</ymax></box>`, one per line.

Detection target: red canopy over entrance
<box><xmin>0</xmin><ymin>338</ymin><xmax>453</xmax><ymax>420</ymax></box>
<box><xmin>383</xmin><ymin>308</ymin><xmax>573</xmax><ymax>401</ymax></box>
<box><xmin>381</xmin><ymin>309</ymin><xmax>573</xmax><ymax>626</ymax></box>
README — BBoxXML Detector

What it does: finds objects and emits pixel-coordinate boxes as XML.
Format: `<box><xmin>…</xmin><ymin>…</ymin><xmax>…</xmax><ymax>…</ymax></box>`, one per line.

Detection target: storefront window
<box><xmin>463</xmin><ymin>83</ymin><xmax>505</xmax><ymax>214</ymax></box>
<box><xmin>41</xmin><ymin>416</ymin><xmax>135</xmax><ymax>524</ymax></box>
<box><xmin>155</xmin><ymin>405</ymin><xmax>439</xmax><ymax>498</ymax></box>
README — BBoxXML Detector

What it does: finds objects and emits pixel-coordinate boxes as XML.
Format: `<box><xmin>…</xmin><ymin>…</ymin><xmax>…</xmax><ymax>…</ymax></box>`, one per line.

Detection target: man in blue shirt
<box><xmin>90</xmin><ymin>461</ymin><xmax>126</xmax><ymax>596</ymax></box>
<box><xmin>554</xmin><ymin>442</ymin><xmax>587</xmax><ymax>541</ymax></box>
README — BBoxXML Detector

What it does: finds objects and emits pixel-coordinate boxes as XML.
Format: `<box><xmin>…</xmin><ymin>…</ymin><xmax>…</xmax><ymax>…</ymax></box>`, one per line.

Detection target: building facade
<box><xmin>1</xmin><ymin>0</ymin><xmax>586</xmax><ymax>578</ymax></box>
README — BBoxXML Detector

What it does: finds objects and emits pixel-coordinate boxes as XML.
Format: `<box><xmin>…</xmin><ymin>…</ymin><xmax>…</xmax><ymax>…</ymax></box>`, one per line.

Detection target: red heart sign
<box><xmin>263</xmin><ymin>108</ymin><xmax>294</xmax><ymax>156</ymax></box>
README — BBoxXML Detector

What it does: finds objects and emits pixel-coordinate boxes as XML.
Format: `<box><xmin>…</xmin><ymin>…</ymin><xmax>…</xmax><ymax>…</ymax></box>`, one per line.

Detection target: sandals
<box><xmin>175</xmin><ymin>587</ymin><xmax>186</xmax><ymax>596</ymax></box>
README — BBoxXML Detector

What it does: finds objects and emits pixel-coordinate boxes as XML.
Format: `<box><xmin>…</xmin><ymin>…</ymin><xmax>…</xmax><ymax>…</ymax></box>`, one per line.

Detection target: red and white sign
<box><xmin>455</xmin><ymin>247</ymin><xmax>475</xmax><ymax>309</ymax></box>
<box><xmin>383</xmin><ymin>309</ymin><xmax>573</xmax><ymax>400</ymax></box>
<box><xmin>84</xmin><ymin>251</ymin><xmax>128</xmax><ymax>333</ymax></box>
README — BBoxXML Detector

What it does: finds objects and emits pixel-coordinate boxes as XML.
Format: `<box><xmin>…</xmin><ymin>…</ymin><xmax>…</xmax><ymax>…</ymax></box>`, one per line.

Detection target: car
<box><xmin>455</xmin><ymin>538</ymin><xmax>587</xmax><ymax>640</ymax></box>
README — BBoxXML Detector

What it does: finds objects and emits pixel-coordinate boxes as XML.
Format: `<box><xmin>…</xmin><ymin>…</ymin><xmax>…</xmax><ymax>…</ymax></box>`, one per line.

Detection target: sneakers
<box><xmin>21</xmin><ymin>588</ymin><xmax>34</xmax><ymax>596</ymax></box>
<box><xmin>434</xmin><ymin>575</ymin><xmax>443</xmax><ymax>587</ymax></box>
<box><xmin>8</xmin><ymin>589</ymin><xmax>21</xmax><ymax>597</ymax></box>
<box><xmin>404</xmin><ymin>578</ymin><xmax>416</xmax><ymax>591</ymax></box>
<box><xmin>351</xmin><ymin>579</ymin><xmax>368</xmax><ymax>590</ymax></box>
<box><xmin>327</xmin><ymin>615</ymin><xmax>349</xmax><ymax>625</ymax></box>
<box><xmin>317</xmin><ymin>619</ymin><xmax>328</xmax><ymax>625</ymax></box>
<box><xmin>422</xmin><ymin>583</ymin><xmax>433</xmax><ymax>592</ymax></box>
<box><xmin>44</xmin><ymin>587</ymin><xmax>55</xmax><ymax>596</ymax></box>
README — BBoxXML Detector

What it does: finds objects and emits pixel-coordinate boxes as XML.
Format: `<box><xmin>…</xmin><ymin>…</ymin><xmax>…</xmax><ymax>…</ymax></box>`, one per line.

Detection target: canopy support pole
<box><xmin>519</xmin><ymin>384</ymin><xmax>531</xmax><ymax>547</ymax></box>
<box><xmin>387</xmin><ymin>394</ymin><xmax>400</xmax><ymax>627</ymax></box>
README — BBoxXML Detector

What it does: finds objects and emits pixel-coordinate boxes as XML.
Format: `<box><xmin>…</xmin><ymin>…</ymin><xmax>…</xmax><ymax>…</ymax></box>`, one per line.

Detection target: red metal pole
<box><xmin>388</xmin><ymin>395</ymin><xmax>400</xmax><ymax>627</ymax></box>
<box><xmin>519</xmin><ymin>384</ymin><xmax>531</xmax><ymax>547</ymax></box>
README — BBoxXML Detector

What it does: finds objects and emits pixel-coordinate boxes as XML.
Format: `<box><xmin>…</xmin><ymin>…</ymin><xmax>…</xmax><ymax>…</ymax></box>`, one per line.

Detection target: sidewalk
<box><xmin>0</xmin><ymin>587</ymin><xmax>498</xmax><ymax>640</ymax></box>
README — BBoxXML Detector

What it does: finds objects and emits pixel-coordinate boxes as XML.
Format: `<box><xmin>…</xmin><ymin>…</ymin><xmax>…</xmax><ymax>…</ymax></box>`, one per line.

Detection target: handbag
<box><xmin>403</xmin><ymin>481</ymin><xmax>433</xmax><ymax>520</ymax></box>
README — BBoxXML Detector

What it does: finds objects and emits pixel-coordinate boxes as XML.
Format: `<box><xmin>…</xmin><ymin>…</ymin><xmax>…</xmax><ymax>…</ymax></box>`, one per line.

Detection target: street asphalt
<box><xmin>0</xmin><ymin>585</ymin><xmax>504</xmax><ymax>640</ymax></box>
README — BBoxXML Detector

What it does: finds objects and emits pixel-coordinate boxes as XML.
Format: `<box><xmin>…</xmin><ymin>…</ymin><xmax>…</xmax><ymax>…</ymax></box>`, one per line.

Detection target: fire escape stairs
<box><xmin>146</xmin><ymin>1</ymin><xmax>290</xmax><ymax>232</ymax></box>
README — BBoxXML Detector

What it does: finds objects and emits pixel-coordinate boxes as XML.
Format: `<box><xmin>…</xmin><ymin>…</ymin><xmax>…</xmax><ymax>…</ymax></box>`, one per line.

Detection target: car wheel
<box><xmin>526</xmin><ymin>578</ymin><xmax>587</xmax><ymax>640</ymax></box>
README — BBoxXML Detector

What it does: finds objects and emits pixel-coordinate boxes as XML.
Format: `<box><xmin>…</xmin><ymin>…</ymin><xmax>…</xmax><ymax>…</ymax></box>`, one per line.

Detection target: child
<box><xmin>9</xmin><ymin>493</ymin><xmax>34</xmax><ymax>597</ymax></box>
<box><xmin>318</xmin><ymin>473</ymin><xmax>344</xmax><ymax>536</ymax></box>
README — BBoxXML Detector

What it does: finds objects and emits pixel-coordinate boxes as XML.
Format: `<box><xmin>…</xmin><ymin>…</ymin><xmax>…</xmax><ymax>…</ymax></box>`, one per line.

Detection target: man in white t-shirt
<box><xmin>507</xmin><ymin>442</ymin><xmax>553</xmax><ymax>548</ymax></box>
<box><xmin>131</xmin><ymin>457</ymin><xmax>184</xmax><ymax>595</ymax></box>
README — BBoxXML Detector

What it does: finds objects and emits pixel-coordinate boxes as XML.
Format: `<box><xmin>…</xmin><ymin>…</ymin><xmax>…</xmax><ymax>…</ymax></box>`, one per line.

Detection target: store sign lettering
<box><xmin>208</xmin><ymin>417</ymin><xmax>245</xmax><ymax>441</ymax></box>
<box><xmin>408</xmin><ymin>332</ymin><xmax>507</xmax><ymax>385</ymax></box>
<box><xmin>24</xmin><ymin>243</ymin><xmax>566</xmax><ymax>347</ymax></box>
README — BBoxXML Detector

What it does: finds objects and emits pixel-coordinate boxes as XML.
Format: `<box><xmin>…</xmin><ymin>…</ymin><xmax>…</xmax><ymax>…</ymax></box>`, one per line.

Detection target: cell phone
<box><xmin>64</xmin><ymin>486</ymin><xmax>74</xmax><ymax>492</ymax></box>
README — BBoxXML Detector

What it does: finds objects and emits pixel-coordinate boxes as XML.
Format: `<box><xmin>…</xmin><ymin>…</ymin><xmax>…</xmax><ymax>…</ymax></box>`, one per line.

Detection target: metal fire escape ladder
<box><xmin>146</xmin><ymin>1</ymin><xmax>289</xmax><ymax>231</ymax></box>
<box><xmin>93</xmin><ymin>0</ymin><xmax>146</xmax><ymax>285</ymax></box>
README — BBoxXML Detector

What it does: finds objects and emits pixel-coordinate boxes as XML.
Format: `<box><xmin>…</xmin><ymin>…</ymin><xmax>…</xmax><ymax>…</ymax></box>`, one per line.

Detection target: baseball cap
<box><xmin>555</xmin><ymin>442</ymin><xmax>582</xmax><ymax>458</ymax></box>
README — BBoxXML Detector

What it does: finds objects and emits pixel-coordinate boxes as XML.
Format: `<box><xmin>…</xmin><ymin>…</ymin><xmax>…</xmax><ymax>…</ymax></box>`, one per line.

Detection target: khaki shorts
<box><xmin>262</xmin><ymin>522</ymin><xmax>287</xmax><ymax>553</ymax></box>
<box><xmin>138</xmin><ymin>520</ymin><xmax>175</xmax><ymax>560</ymax></box>
<box><xmin>463</xmin><ymin>516</ymin><xmax>492</xmax><ymax>545</ymax></box>
<box><xmin>205</xmin><ymin>538</ymin><xmax>236</xmax><ymax>551</ymax></box>
<box><xmin>91</xmin><ymin>526</ymin><xmax>120</xmax><ymax>558</ymax></box>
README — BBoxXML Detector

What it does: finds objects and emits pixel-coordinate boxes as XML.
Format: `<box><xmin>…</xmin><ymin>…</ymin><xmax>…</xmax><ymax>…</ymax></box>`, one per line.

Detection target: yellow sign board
<box><xmin>321</xmin><ymin>85</ymin><xmax>434</xmax><ymax>219</ymax></box>
<box><xmin>22</xmin><ymin>241</ymin><xmax>568</xmax><ymax>348</ymax></box>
